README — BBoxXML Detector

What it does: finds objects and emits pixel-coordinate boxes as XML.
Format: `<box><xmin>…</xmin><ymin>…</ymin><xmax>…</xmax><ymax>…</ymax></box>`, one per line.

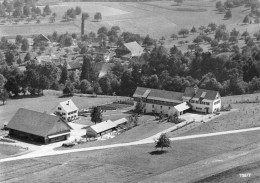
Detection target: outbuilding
<box><xmin>6</xmin><ymin>108</ymin><xmax>72</xmax><ymax>144</ymax></box>
<box><xmin>168</xmin><ymin>102</ymin><xmax>191</xmax><ymax>116</ymax></box>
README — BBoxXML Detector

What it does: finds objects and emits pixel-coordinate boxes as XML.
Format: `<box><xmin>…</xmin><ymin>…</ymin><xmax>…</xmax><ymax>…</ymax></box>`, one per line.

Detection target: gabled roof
<box><xmin>133</xmin><ymin>87</ymin><xmax>183</xmax><ymax>103</ymax></box>
<box><xmin>183</xmin><ymin>87</ymin><xmax>219</xmax><ymax>100</ymax></box>
<box><xmin>58</xmin><ymin>99</ymin><xmax>78</xmax><ymax>112</ymax></box>
<box><xmin>6</xmin><ymin>108</ymin><xmax>71</xmax><ymax>137</ymax></box>
<box><xmin>174</xmin><ymin>102</ymin><xmax>191</xmax><ymax>112</ymax></box>
<box><xmin>67</xmin><ymin>61</ymin><xmax>82</xmax><ymax>70</ymax></box>
<box><xmin>89</xmin><ymin>118</ymin><xmax>128</xmax><ymax>134</ymax></box>
<box><xmin>123</xmin><ymin>41</ymin><xmax>143</xmax><ymax>57</ymax></box>
<box><xmin>193</xmin><ymin>88</ymin><xmax>219</xmax><ymax>100</ymax></box>
<box><xmin>38</xmin><ymin>34</ymin><xmax>50</xmax><ymax>42</ymax></box>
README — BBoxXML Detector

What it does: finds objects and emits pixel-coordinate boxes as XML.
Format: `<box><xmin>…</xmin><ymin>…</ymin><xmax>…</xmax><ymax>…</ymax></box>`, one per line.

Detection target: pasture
<box><xmin>1</xmin><ymin>130</ymin><xmax>260</xmax><ymax>182</ymax></box>
<box><xmin>0</xmin><ymin>144</ymin><xmax>25</xmax><ymax>159</ymax></box>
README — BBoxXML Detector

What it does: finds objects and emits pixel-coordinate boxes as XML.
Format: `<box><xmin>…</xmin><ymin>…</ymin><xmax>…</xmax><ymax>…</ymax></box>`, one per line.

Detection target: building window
<box><xmin>196</xmin><ymin>107</ymin><xmax>202</xmax><ymax>110</ymax></box>
<box><xmin>160</xmin><ymin>106</ymin><xmax>162</xmax><ymax>109</ymax></box>
<box><xmin>58</xmin><ymin>107</ymin><xmax>61</xmax><ymax>110</ymax></box>
<box><xmin>152</xmin><ymin>105</ymin><xmax>154</xmax><ymax>108</ymax></box>
<box><xmin>62</xmin><ymin>113</ymin><xmax>65</xmax><ymax>115</ymax></box>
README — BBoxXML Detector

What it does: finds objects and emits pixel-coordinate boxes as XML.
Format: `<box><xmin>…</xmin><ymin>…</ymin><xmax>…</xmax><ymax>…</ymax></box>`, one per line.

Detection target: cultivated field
<box><xmin>1</xmin><ymin>0</ymin><xmax>259</xmax><ymax>40</ymax></box>
<box><xmin>1</xmin><ymin>130</ymin><xmax>260</xmax><ymax>182</ymax></box>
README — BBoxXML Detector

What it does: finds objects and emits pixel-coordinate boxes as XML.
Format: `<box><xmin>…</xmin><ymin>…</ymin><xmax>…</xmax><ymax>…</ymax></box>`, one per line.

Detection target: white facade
<box><xmin>183</xmin><ymin>93</ymin><xmax>221</xmax><ymax>114</ymax></box>
<box><xmin>53</xmin><ymin>100</ymin><xmax>79</xmax><ymax>122</ymax></box>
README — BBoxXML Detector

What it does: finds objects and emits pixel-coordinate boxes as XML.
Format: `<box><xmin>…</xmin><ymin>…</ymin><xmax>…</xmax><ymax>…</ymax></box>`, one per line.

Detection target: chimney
<box><xmin>67</xmin><ymin>100</ymin><xmax>69</xmax><ymax>105</ymax></box>
<box><xmin>81</xmin><ymin>14</ymin><xmax>85</xmax><ymax>36</ymax></box>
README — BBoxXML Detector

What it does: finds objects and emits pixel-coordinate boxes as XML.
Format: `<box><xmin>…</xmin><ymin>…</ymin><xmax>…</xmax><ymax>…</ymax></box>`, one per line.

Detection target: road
<box><xmin>1</xmin><ymin>126</ymin><xmax>260</xmax><ymax>163</ymax></box>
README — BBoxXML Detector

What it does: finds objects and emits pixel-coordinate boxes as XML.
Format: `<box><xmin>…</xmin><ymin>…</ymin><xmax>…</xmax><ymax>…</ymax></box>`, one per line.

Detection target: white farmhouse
<box><xmin>52</xmin><ymin>99</ymin><xmax>79</xmax><ymax>122</ymax></box>
<box><xmin>183</xmin><ymin>86</ymin><xmax>221</xmax><ymax>113</ymax></box>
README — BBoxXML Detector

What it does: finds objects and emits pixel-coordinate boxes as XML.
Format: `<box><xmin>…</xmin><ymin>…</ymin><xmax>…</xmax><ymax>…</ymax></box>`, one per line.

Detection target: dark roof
<box><xmin>7</xmin><ymin>108</ymin><xmax>71</xmax><ymax>137</ymax></box>
<box><xmin>184</xmin><ymin>87</ymin><xmax>219</xmax><ymax>100</ymax></box>
<box><xmin>67</xmin><ymin>61</ymin><xmax>82</xmax><ymax>70</ymax></box>
<box><xmin>133</xmin><ymin>87</ymin><xmax>183</xmax><ymax>103</ymax></box>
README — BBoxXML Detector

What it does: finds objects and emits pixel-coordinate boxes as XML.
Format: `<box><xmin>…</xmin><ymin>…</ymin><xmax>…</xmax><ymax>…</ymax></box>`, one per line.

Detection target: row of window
<box><xmin>214</xmin><ymin>100</ymin><xmax>220</xmax><ymax>105</ymax></box>
<box><xmin>68</xmin><ymin>110</ymin><xmax>77</xmax><ymax>115</ymax></box>
<box><xmin>190</xmin><ymin>100</ymin><xmax>210</xmax><ymax>105</ymax></box>
<box><xmin>152</xmin><ymin>105</ymin><xmax>171</xmax><ymax>110</ymax></box>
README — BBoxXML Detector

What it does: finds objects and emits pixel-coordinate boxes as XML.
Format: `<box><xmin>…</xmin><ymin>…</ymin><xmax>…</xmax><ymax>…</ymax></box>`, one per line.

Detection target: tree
<box><xmin>92</xmin><ymin>82</ymin><xmax>101</xmax><ymax>96</ymax></box>
<box><xmin>5</xmin><ymin>51</ymin><xmax>15</xmax><ymax>65</ymax></box>
<box><xmin>60</xmin><ymin>61</ymin><xmax>68</xmax><ymax>84</ymax></box>
<box><xmin>24</xmin><ymin>52</ymin><xmax>31</xmax><ymax>62</ymax></box>
<box><xmin>43</xmin><ymin>5</ymin><xmax>52</xmax><ymax>15</ymax></box>
<box><xmin>12</xmin><ymin>8</ymin><xmax>23</xmax><ymax>17</ymax></box>
<box><xmin>242</xmin><ymin>31</ymin><xmax>249</xmax><ymax>38</ymax></box>
<box><xmin>91</xmin><ymin>107</ymin><xmax>103</xmax><ymax>124</ymax></box>
<box><xmin>75</xmin><ymin>6</ymin><xmax>81</xmax><ymax>15</ymax></box>
<box><xmin>155</xmin><ymin>133</ymin><xmax>171</xmax><ymax>151</ymax></box>
<box><xmin>224</xmin><ymin>10</ymin><xmax>232</xmax><ymax>19</ymax></box>
<box><xmin>178</xmin><ymin>29</ymin><xmax>189</xmax><ymax>38</ymax></box>
<box><xmin>21</xmin><ymin>38</ymin><xmax>29</xmax><ymax>52</ymax></box>
<box><xmin>190</xmin><ymin>26</ymin><xmax>197</xmax><ymax>34</ymax></box>
<box><xmin>97</xmin><ymin>26</ymin><xmax>108</xmax><ymax>35</ymax></box>
<box><xmin>23</xmin><ymin>4</ymin><xmax>31</xmax><ymax>16</ymax></box>
<box><xmin>80</xmin><ymin>79</ymin><xmax>91</xmax><ymax>93</ymax></box>
<box><xmin>80</xmin><ymin>55</ymin><xmax>92</xmax><ymax>81</ymax></box>
<box><xmin>0</xmin><ymin>89</ymin><xmax>8</xmax><ymax>105</ymax></box>
<box><xmin>174</xmin><ymin>0</ymin><xmax>183</xmax><ymax>5</ymax></box>
<box><xmin>39</xmin><ymin>75</ymin><xmax>50</xmax><ymax>95</ymax></box>
<box><xmin>134</xmin><ymin>99</ymin><xmax>145</xmax><ymax>114</ymax></box>
<box><xmin>193</xmin><ymin>36</ymin><xmax>203</xmax><ymax>44</ymax></box>
<box><xmin>170</xmin><ymin>33</ymin><xmax>178</xmax><ymax>40</ymax></box>
<box><xmin>243</xmin><ymin>15</ymin><xmax>249</xmax><ymax>23</ymax></box>
<box><xmin>99</xmin><ymin>76</ymin><xmax>112</xmax><ymax>95</ymax></box>
<box><xmin>94</xmin><ymin>12</ymin><xmax>102</xmax><ymax>21</ymax></box>
<box><xmin>216</xmin><ymin>1</ymin><xmax>222</xmax><ymax>9</ymax></box>
<box><xmin>63</xmin><ymin>81</ymin><xmax>74</xmax><ymax>96</ymax></box>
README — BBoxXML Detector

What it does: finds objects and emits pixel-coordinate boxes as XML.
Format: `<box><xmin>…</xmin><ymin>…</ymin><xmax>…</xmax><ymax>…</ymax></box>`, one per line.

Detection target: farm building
<box><xmin>86</xmin><ymin>118</ymin><xmax>128</xmax><ymax>137</ymax></box>
<box><xmin>33</xmin><ymin>34</ymin><xmax>51</xmax><ymax>45</ymax></box>
<box><xmin>6</xmin><ymin>108</ymin><xmax>72</xmax><ymax>144</ymax></box>
<box><xmin>52</xmin><ymin>99</ymin><xmax>79</xmax><ymax>122</ymax></box>
<box><xmin>116</xmin><ymin>41</ymin><xmax>144</xmax><ymax>59</ymax></box>
<box><xmin>133</xmin><ymin>87</ymin><xmax>183</xmax><ymax>115</ymax></box>
<box><xmin>67</xmin><ymin>60</ymin><xmax>82</xmax><ymax>71</ymax></box>
<box><xmin>183</xmin><ymin>86</ymin><xmax>221</xmax><ymax>113</ymax></box>
<box><xmin>133</xmin><ymin>86</ymin><xmax>221</xmax><ymax>115</ymax></box>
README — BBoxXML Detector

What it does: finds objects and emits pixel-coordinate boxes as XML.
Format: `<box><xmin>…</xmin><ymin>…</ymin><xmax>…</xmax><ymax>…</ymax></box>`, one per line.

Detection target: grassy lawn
<box><xmin>0</xmin><ymin>91</ymin><xmax>127</xmax><ymax>127</ymax></box>
<box><xmin>178</xmin><ymin>93</ymin><xmax>260</xmax><ymax>136</ymax></box>
<box><xmin>1</xmin><ymin>130</ymin><xmax>260</xmax><ymax>182</ymax></box>
<box><xmin>0</xmin><ymin>144</ymin><xmax>25</xmax><ymax>159</ymax></box>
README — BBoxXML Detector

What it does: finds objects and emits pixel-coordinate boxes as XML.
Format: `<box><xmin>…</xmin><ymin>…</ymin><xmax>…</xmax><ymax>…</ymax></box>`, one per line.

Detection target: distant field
<box><xmin>1</xmin><ymin>130</ymin><xmax>260</xmax><ymax>182</ymax></box>
<box><xmin>0</xmin><ymin>0</ymin><xmax>255</xmax><ymax>39</ymax></box>
<box><xmin>0</xmin><ymin>91</ymin><xmax>127</xmax><ymax>127</ymax></box>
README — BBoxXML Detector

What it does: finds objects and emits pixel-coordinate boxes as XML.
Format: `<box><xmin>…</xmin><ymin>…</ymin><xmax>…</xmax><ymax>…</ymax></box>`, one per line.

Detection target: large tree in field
<box><xmin>155</xmin><ymin>133</ymin><xmax>171</xmax><ymax>151</ymax></box>
<box><xmin>178</xmin><ymin>29</ymin><xmax>189</xmax><ymax>38</ymax></box>
<box><xmin>91</xmin><ymin>107</ymin><xmax>103</xmax><ymax>124</ymax></box>
<box><xmin>94</xmin><ymin>12</ymin><xmax>102</xmax><ymax>21</ymax></box>
<box><xmin>43</xmin><ymin>5</ymin><xmax>52</xmax><ymax>15</ymax></box>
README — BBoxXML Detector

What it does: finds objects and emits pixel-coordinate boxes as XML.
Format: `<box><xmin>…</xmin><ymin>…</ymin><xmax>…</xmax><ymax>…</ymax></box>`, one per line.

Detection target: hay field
<box><xmin>1</xmin><ymin>130</ymin><xmax>260</xmax><ymax>182</ymax></box>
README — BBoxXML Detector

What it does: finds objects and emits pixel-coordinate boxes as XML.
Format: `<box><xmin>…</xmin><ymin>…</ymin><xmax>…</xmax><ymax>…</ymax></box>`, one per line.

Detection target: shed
<box><xmin>168</xmin><ymin>102</ymin><xmax>191</xmax><ymax>116</ymax></box>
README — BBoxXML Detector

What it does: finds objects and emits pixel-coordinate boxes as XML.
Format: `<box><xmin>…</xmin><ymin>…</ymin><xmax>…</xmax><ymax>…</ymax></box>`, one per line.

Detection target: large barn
<box><xmin>6</xmin><ymin>108</ymin><xmax>72</xmax><ymax>144</ymax></box>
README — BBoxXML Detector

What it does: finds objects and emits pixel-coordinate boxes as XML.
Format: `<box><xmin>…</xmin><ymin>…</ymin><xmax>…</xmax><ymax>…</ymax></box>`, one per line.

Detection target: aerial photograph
<box><xmin>1</xmin><ymin>0</ymin><xmax>260</xmax><ymax>182</ymax></box>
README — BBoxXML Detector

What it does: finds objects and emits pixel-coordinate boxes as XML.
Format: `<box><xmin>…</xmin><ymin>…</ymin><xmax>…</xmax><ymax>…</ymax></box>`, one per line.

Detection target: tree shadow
<box><xmin>10</xmin><ymin>94</ymin><xmax>42</xmax><ymax>100</ymax></box>
<box><xmin>149</xmin><ymin>150</ymin><xmax>168</xmax><ymax>155</ymax></box>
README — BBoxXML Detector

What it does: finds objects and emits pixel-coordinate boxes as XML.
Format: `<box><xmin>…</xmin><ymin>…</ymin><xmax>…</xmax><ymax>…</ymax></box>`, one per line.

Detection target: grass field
<box><xmin>0</xmin><ymin>144</ymin><xmax>25</xmax><ymax>159</ymax></box>
<box><xmin>0</xmin><ymin>90</ymin><xmax>128</xmax><ymax>127</ymax></box>
<box><xmin>176</xmin><ymin>93</ymin><xmax>260</xmax><ymax>137</ymax></box>
<box><xmin>1</xmin><ymin>130</ymin><xmax>260</xmax><ymax>182</ymax></box>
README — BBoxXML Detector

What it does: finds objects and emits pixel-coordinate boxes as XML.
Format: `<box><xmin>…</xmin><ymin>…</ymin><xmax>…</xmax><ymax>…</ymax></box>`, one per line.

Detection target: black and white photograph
<box><xmin>0</xmin><ymin>0</ymin><xmax>260</xmax><ymax>182</ymax></box>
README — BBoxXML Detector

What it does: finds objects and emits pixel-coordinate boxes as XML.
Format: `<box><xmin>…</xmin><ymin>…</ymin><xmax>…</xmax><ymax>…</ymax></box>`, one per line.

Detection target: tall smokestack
<box><xmin>81</xmin><ymin>14</ymin><xmax>85</xmax><ymax>36</ymax></box>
